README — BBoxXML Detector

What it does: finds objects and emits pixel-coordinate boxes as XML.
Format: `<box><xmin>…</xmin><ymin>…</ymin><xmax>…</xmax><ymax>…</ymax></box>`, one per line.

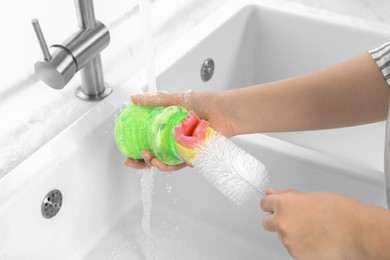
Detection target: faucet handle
<box><xmin>31</xmin><ymin>19</ymin><xmax>52</xmax><ymax>61</ymax></box>
<box><xmin>31</xmin><ymin>18</ymin><xmax>77</xmax><ymax>89</ymax></box>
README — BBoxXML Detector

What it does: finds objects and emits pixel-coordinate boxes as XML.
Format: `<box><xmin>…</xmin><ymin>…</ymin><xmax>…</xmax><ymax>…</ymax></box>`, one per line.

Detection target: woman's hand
<box><xmin>124</xmin><ymin>91</ymin><xmax>236</xmax><ymax>171</ymax></box>
<box><xmin>131</xmin><ymin>91</ymin><xmax>236</xmax><ymax>137</ymax></box>
<box><xmin>124</xmin><ymin>150</ymin><xmax>188</xmax><ymax>172</ymax></box>
<box><xmin>260</xmin><ymin>189</ymin><xmax>370</xmax><ymax>260</ymax></box>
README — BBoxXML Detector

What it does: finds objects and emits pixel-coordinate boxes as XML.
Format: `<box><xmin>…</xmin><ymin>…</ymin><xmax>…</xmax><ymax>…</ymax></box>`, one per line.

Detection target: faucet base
<box><xmin>75</xmin><ymin>86</ymin><xmax>112</xmax><ymax>101</ymax></box>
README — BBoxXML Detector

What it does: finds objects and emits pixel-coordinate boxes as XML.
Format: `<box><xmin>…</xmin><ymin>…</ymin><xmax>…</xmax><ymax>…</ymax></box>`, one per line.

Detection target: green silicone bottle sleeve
<box><xmin>114</xmin><ymin>104</ymin><xmax>189</xmax><ymax>165</ymax></box>
<box><xmin>115</xmin><ymin>104</ymin><xmax>154</xmax><ymax>159</ymax></box>
<box><xmin>149</xmin><ymin>106</ymin><xmax>188</xmax><ymax>165</ymax></box>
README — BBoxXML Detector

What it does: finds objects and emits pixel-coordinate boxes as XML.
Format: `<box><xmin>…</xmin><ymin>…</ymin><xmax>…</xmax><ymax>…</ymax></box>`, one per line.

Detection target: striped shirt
<box><xmin>369</xmin><ymin>41</ymin><xmax>390</xmax><ymax>86</ymax></box>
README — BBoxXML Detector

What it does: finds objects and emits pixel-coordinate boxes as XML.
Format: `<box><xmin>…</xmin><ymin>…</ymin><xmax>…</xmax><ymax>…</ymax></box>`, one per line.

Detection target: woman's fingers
<box><xmin>261</xmin><ymin>194</ymin><xmax>279</xmax><ymax>213</ymax></box>
<box><xmin>124</xmin><ymin>150</ymin><xmax>189</xmax><ymax>172</ymax></box>
<box><xmin>131</xmin><ymin>92</ymin><xmax>185</xmax><ymax>107</ymax></box>
<box><xmin>262</xmin><ymin>213</ymin><xmax>277</xmax><ymax>232</ymax></box>
<box><xmin>261</xmin><ymin>189</ymin><xmax>296</xmax><ymax>212</ymax></box>
<box><xmin>261</xmin><ymin>190</ymin><xmax>294</xmax><ymax>233</ymax></box>
<box><xmin>265</xmin><ymin>188</ymin><xmax>295</xmax><ymax>195</ymax></box>
<box><xmin>141</xmin><ymin>150</ymin><xmax>154</xmax><ymax>167</ymax></box>
<box><xmin>124</xmin><ymin>158</ymin><xmax>150</xmax><ymax>169</ymax></box>
<box><xmin>151</xmin><ymin>159</ymin><xmax>188</xmax><ymax>172</ymax></box>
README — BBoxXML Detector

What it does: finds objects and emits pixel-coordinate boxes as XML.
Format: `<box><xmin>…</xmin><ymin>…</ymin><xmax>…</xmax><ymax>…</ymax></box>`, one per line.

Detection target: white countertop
<box><xmin>0</xmin><ymin>0</ymin><xmax>389</xmax><ymax>178</ymax></box>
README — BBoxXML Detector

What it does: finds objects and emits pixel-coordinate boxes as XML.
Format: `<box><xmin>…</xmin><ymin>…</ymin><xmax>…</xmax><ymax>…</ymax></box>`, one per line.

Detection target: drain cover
<box><xmin>41</xmin><ymin>189</ymin><xmax>63</xmax><ymax>219</ymax></box>
<box><xmin>201</xmin><ymin>58</ymin><xmax>215</xmax><ymax>81</ymax></box>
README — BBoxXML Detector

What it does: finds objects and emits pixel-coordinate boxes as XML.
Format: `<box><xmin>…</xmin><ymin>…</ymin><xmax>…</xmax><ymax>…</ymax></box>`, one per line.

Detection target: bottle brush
<box><xmin>115</xmin><ymin>104</ymin><xmax>269</xmax><ymax>205</ymax></box>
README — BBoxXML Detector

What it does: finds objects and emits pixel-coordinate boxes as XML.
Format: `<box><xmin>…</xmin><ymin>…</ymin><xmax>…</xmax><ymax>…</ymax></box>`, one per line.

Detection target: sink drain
<box><xmin>41</xmin><ymin>189</ymin><xmax>63</xmax><ymax>219</ymax></box>
<box><xmin>201</xmin><ymin>58</ymin><xmax>214</xmax><ymax>81</ymax></box>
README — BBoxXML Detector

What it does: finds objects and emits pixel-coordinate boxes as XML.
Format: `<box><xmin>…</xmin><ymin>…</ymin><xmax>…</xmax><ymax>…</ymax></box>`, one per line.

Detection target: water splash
<box><xmin>138</xmin><ymin>0</ymin><xmax>157</xmax><ymax>93</ymax></box>
<box><xmin>138</xmin><ymin>0</ymin><xmax>157</xmax><ymax>258</ymax></box>
<box><xmin>140</xmin><ymin>168</ymin><xmax>155</xmax><ymax>259</ymax></box>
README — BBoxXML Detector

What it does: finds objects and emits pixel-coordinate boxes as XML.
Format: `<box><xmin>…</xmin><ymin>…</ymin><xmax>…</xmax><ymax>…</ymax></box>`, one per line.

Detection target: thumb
<box><xmin>265</xmin><ymin>188</ymin><xmax>295</xmax><ymax>196</ymax></box>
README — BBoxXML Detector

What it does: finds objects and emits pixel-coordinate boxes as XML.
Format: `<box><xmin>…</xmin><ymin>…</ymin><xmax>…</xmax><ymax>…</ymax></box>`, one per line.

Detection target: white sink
<box><xmin>1</xmin><ymin>0</ymin><xmax>389</xmax><ymax>259</ymax></box>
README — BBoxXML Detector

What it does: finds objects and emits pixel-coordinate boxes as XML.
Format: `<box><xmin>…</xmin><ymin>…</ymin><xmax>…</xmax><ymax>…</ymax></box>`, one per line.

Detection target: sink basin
<box><xmin>1</xmin><ymin>0</ymin><xmax>389</xmax><ymax>259</ymax></box>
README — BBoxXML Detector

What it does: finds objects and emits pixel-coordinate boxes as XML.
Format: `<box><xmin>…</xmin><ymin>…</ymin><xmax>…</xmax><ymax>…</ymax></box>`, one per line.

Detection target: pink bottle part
<box><xmin>173</xmin><ymin>111</ymin><xmax>209</xmax><ymax>147</ymax></box>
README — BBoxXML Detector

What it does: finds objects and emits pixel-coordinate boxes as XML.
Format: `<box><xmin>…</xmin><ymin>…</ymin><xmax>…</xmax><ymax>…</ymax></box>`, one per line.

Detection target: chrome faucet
<box><xmin>31</xmin><ymin>0</ymin><xmax>112</xmax><ymax>101</ymax></box>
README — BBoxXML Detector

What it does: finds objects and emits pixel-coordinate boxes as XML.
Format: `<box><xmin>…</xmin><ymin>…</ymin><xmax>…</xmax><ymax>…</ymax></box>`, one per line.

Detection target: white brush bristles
<box><xmin>191</xmin><ymin>131</ymin><xmax>269</xmax><ymax>206</ymax></box>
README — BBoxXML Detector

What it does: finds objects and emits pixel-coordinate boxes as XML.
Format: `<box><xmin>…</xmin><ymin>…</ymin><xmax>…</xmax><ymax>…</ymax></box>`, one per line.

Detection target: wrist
<box><xmin>220</xmin><ymin>88</ymin><xmax>253</xmax><ymax>136</ymax></box>
<box><xmin>219</xmin><ymin>90</ymin><xmax>242</xmax><ymax>136</ymax></box>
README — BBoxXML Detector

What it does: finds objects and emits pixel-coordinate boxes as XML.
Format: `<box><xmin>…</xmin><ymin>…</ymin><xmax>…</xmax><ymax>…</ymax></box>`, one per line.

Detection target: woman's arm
<box><xmin>129</xmin><ymin>51</ymin><xmax>389</xmax><ymax>170</ymax></box>
<box><xmin>223</xmin><ymin>53</ymin><xmax>389</xmax><ymax>135</ymax></box>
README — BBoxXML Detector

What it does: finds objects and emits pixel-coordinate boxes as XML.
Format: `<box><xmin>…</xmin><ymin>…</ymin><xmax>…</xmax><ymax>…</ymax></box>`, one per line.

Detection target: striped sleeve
<box><xmin>369</xmin><ymin>41</ymin><xmax>390</xmax><ymax>87</ymax></box>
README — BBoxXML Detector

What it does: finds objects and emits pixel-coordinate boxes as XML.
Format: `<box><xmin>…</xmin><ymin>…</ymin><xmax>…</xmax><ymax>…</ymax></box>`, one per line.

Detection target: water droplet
<box><xmin>140</xmin><ymin>169</ymin><xmax>154</xmax><ymax>258</ymax></box>
<box><xmin>165</xmin><ymin>183</ymin><xmax>172</xmax><ymax>194</ymax></box>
